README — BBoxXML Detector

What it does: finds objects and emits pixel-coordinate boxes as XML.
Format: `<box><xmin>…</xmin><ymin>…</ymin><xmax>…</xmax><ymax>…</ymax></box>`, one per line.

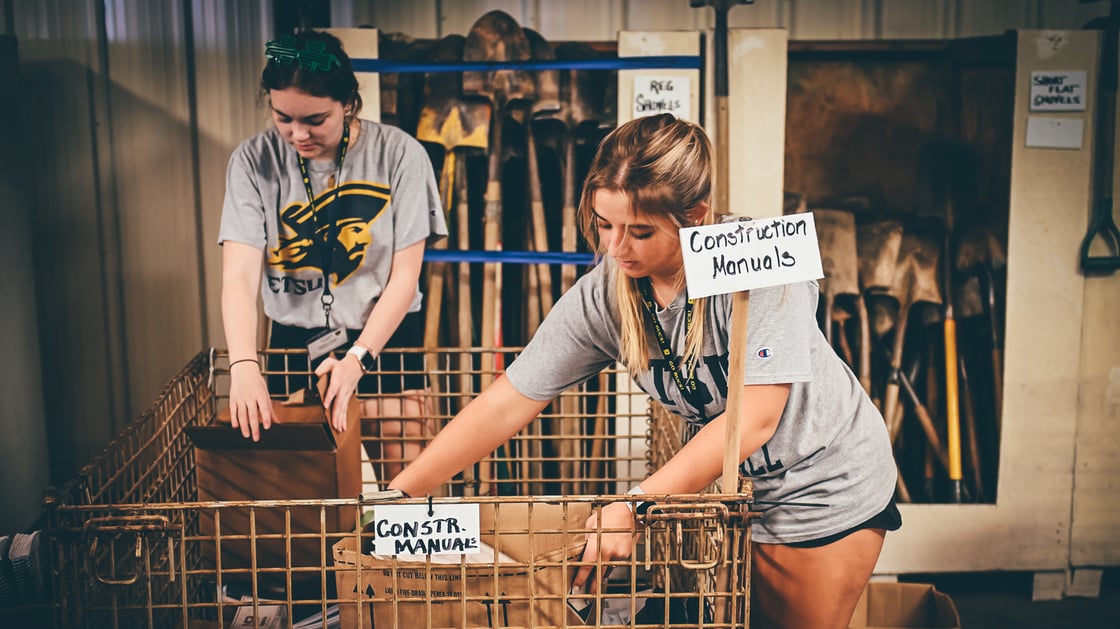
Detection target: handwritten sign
<box><xmin>632</xmin><ymin>75</ymin><xmax>691</xmax><ymax>121</ymax></box>
<box><xmin>1030</xmin><ymin>70</ymin><xmax>1086</xmax><ymax>111</ymax></box>
<box><xmin>680</xmin><ymin>215</ymin><xmax>824</xmax><ymax>299</ymax></box>
<box><xmin>370</xmin><ymin>502</ymin><xmax>481</xmax><ymax>557</ymax></box>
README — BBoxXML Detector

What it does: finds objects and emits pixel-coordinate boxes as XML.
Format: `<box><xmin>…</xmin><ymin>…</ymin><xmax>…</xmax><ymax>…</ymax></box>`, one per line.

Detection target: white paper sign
<box><xmin>1025</xmin><ymin>116</ymin><xmax>1084</xmax><ymax>149</ymax></box>
<box><xmin>632</xmin><ymin>75</ymin><xmax>691</xmax><ymax>121</ymax></box>
<box><xmin>370</xmin><ymin>502</ymin><xmax>481</xmax><ymax>557</ymax></box>
<box><xmin>1030</xmin><ymin>70</ymin><xmax>1086</xmax><ymax>111</ymax></box>
<box><xmin>681</xmin><ymin>215</ymin><xmax>824</xmax><ymax>299</ymax></box>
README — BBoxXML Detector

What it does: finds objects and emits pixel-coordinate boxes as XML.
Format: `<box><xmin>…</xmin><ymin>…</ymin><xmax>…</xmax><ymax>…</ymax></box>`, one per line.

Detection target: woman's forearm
<box><xmin>221</xmin><ymin>242</ymin><xmax>265</xmax><ymax>361</ymax></box>
<box><xmin>354</xmin><ymin>240</ymin><xmax>425</xmax><ymax>353</ymax></box>
<box><xmin>637</xmin><ymin>383</ymin><xmax>789</xmax><ymax>494</ymax></box>
<box><xmin>389</xmin><ymin>377</ymin><xmax>549</xmax><ymax>496</ymax></box>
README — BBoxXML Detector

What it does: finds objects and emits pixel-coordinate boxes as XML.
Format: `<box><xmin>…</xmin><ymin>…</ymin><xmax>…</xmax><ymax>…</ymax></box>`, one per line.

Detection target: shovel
<box><xmin>523</xmin><ymin>28</ymin><xmax>558</xmax><ymax>324</ymax></box>
<box><xmin>881</xmin><ymin>224</ymin><xmax>943</xmax><ymax>439</ymax></box>
<box><xmin>463</xmin><ymin>11</ymin><xmax>535</xmax><ymax>495</ymax></box>
<box><xmin>417</xmin><ymin>34</ymin><xmax>490</xmax><ymax>351</ymax></box>
<box><xmin>857</xmin><ymin>219</ymin><xmax>904</xmax><ymax>406</ymax></box>
<box><xmin>553</xmin><ymin>42</ymin><xmax>611</xmax><ymax>292</ymax></box>
<box><xmin>464</xmin><ymin>10</ymin><xmax>535</xmax><ymax>365</ymax></box>
<box><xmin>815</xmin><ymin>208</ymin><xmax>871</xmax><ymax>394</ymax></box>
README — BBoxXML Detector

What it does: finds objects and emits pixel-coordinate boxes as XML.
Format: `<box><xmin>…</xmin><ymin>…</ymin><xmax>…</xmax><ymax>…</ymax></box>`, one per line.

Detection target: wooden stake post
<box><xmin>722</xmin><ymin>292</ymin><xmax>751</xmax><ymax>489</ymax></box>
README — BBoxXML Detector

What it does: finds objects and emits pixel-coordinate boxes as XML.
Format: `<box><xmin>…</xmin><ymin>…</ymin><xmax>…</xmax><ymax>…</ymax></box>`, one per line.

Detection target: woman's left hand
<box><xmin>571</xmin><ymin>502</ymin><xmax>638</xmax><ymax>594</ymax></box>
<box><xmin>314</xmin><ymin>354</ymin><xmax>364</xmax><ymax>431</ymax></box>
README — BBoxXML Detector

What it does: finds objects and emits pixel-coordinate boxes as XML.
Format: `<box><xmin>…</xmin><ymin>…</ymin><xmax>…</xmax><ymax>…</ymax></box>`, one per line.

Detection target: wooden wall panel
<box><xmin>784</xmin><ymin>56</ymin><xmax>949</xmax><ymax>210</ymax></box>
<box><xmin>1071</xmin><ymin>30</ymin><xmax>1120</xmax><ymax>569</ymax></box>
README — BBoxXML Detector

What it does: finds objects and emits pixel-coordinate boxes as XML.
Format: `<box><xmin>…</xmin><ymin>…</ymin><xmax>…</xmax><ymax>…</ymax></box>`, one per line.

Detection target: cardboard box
<box><xmin>188</xmin><ymin>396</ymin><xmax>361</xmax><ymax>575</ymax></box>
<box><xmin>849</xmin><ymin>582</ymin><xmax>961</xmax><ymax>629</ymax></box>
<box><xmin>334</xmin><ymin>501</ymin><xmax>593</xmax><ymax>629</ymax></box>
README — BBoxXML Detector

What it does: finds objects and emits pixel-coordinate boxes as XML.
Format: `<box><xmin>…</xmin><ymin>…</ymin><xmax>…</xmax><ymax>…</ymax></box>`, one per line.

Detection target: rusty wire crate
<box><xmin>43</xmin><ymin>348</ymin><xmax>757</xmax><ymax>628</ymax></box>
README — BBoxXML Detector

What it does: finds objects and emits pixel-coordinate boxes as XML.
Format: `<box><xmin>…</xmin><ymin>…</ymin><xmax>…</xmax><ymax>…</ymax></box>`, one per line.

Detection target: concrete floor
<box><xmin>901</xmin><ymin>568</ymin><xmax>1120</xmax><ymax>628</ymax></box>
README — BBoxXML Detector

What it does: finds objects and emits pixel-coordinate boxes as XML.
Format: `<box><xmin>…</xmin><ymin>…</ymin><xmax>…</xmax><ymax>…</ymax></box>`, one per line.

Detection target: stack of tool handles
<box><xmin>1082</xmin><ymin>0</ymin><xmax>1120</xmax><ymax>274</ymax></box>
<box><xmin>361</xmin><ymin>13</ymin><xmax>703</xmax><ymax>493</ymax></box>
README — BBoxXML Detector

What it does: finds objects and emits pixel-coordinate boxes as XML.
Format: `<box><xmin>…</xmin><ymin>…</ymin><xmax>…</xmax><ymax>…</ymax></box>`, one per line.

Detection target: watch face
<box><xmin>359</xmin><ymin>351</ymin><xmax>376</xmax><ymax>371</ymax></box>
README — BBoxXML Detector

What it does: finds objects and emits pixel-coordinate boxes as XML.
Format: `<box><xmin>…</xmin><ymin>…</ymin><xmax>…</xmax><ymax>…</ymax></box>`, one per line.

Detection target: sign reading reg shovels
<box><xmin>679</xmin><ymin>213</ymin><xmax>824</xmax><ymax>488</ymax></box>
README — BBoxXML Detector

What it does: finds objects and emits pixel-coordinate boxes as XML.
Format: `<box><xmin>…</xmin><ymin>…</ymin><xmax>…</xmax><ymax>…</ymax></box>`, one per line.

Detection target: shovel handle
<box><xmin>943</xmin><ymin>317</ymin><xmax>963</xmax><ymax>502</ymax></box>
<box><xmin>1079</xmin><ymin>197</ymin><xmax>1120</xmax><ymax>273</ymax></box>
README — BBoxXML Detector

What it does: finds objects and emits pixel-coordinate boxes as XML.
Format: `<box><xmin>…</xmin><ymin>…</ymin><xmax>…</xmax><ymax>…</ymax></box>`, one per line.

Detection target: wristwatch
<box><xmin>346</xmin><ymin>344</ymin><xmax>377</xmax><ymax>370</ymax></box>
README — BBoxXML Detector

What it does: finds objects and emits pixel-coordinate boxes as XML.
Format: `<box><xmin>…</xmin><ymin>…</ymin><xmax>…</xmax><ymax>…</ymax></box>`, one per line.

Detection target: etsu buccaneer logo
<box><xmin>268</xmin><ymin>182</ymin><xmax>389</xmax><ymax>287</ymax></box>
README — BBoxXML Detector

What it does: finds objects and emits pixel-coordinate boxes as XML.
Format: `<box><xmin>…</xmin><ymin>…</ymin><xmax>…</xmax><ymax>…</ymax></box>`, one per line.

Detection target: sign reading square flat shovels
<box><xmin>681</xmin><ymin>214</ymin><xmax>824</xmax><ymax>299</ymax></box>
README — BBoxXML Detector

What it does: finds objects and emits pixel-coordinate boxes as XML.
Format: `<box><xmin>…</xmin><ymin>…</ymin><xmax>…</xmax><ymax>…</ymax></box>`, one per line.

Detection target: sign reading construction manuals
<box><xmin>681</xmin><ymin>215</ymin><xmax>824</xmax><ymax>299</ymax></box>
<box><xmin>632</xmin><ymin>75</ymin><xmax>691</xmax><ymax>121</ymax></box>
<box><xmin>1030</xmin><ymin>70</ymin><xmax>1086</xmax><ymax>111</ymax></box>
<box><xmin>371</xmin><ymin>502</ymin><xmax>481</xmax><ymax>557</ymax></box>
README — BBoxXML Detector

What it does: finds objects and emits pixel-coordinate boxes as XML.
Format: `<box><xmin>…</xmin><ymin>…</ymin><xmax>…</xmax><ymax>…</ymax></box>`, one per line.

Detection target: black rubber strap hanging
<box><xmin>637</xmin><ymin>278</ymin><xmax>707</xmax><ymax>420</ymax></box>
<box><xmin>297</xmin><ymin>123</ymin><xmax>351</xmax><ymax>326</ymax></box>
<box><xmin>1082</xmin><ymin>0</ymin><xmax>1120</xmax><ymax>274</ymax></box>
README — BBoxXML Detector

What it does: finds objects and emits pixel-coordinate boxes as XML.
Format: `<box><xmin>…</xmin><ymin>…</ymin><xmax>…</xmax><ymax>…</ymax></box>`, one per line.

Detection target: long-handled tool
<box><xmin>881</xmin><ymin>224</ymin><xmax>943</xmax><ymax>442</ymax></box>
<box><xmin>463</xmin><ymin>11</ymin><xmax>535</xmax><ymax>494</ymax></box>
<box><xmin>417</xmin><ymin>34</ymin><xmax>489</xmax><ymax>351</ymax></box>
<box><xmin>917</xmin><ymin>137</ymin><xmax>974</xmax><ymax>504</ymax></box>
<box><xmin>1082</xmin><ymin>0</ymin><xmax>1120</xmax><ymax>274</ymax></box>
<box><xmin>955</xmin><ymin>226</ymin><xmax>1006</xmax><ymax>500</ymax></box>
<box><xmin>857</xmin><ymin>219</ymin><xmax>904</xmax><ymax>408</ymax></box>
<box><xmin>553</xmin><ymin>42</ymin><xmax>610</xmax><ymax>293</ymax></box>
<box><xmin>815</xmin><ymin>208</ymin><xmax>871</xmax><ymax>394</ymax></box>
<box><xmin>464</xmin><ymin>10</ymin><xmax>535</xmax><ymax>358</ymax></box>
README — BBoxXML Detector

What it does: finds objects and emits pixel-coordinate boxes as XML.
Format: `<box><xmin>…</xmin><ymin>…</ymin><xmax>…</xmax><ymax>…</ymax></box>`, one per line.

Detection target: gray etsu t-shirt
<box><xmin>218</xmin><ymin>120</ymin><xmax>447</xmax><ymax>330</ymax></box>
<box><xmin>505</xmin><ymin>259</ymin><xmax>897</xmax><ymax>544</ymax></box>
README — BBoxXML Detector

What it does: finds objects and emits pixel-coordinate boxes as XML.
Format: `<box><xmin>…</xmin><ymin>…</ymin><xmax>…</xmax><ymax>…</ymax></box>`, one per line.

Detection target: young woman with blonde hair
<box><xmin>390</xmin><ymin>113</ymin><xmax>898</xmax><ymax>628</ymax></box>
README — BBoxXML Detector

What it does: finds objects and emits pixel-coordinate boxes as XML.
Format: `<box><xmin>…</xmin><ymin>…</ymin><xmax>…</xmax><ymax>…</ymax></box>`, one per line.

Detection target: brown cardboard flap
<box><xmin>849</xmin><ymin>582</ymin><xmax>961</xmax><ymax>629</ymax></box>
<box><xmin>187</xmin><ymin>403</ymin><xmax>354</xmax><ymax>452</ymax></box>
<box><xmin>186</xmin><ymin>422</ymin><xmax>336</xmax><ymax>451</ymax></box>
<box><xmin>477</xmin><ymin>501</ymin><xmax>592</xmax><ymax>563</ymax></box>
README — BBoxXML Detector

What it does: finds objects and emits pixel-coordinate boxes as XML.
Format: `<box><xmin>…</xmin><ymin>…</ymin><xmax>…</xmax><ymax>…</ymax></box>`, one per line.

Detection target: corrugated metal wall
<box><xmin>0</xmin><ymin>0</ymin><xmax>1107</xmax><ymax>487</ymax></box>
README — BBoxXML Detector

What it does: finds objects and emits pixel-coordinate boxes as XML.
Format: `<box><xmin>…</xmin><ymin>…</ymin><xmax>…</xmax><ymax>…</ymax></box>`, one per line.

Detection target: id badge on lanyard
<box><xmin>306</xmin><ymin>327</ymin><xmax>348</xmax><ymax>362</ymax></box>
<box><xmin>299</xmin><ymin>124</ymin><xmax>351</xmax><ymax>362</ymax></box>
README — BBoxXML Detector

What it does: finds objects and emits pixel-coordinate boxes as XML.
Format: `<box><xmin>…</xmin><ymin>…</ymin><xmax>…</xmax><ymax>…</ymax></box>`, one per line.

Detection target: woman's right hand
<box><xmin>227</xmin><ymin>361</ymin><xmax>275</xmax><ymax>441</ymax></box>
<box><xmin>571</xmin><ymin>502</ymin><xmax>639</xmax><ymax>594</ymax></box>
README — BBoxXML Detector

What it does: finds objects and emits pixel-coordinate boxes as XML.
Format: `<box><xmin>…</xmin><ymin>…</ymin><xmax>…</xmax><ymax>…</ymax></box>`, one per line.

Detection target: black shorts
<box><xmin>266</xmin><ymin>311</ymin><xmax>427</xmax><ymax>396</ymax></box>
<box><xmin>785</xmin><ymin>499</ymin><xmax>903</xmax><ymax>549</ymax></box>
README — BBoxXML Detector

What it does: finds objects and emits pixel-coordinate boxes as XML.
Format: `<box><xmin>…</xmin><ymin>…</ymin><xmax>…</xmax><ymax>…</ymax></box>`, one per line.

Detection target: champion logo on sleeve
<box><xmin>757</xmin><ymin>348</ymin><xmax>773</xmax><ymax>359</ymax></box>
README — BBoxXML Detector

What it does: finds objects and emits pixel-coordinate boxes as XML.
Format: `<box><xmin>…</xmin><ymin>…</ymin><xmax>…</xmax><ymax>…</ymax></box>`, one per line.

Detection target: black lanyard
<box><xmin>637</xmin><ymin>278</ymin><xmax>706</xmax><ymax>419</ymax></box>
<box><xmin>296</xmin><ymin>122</ymin><xmax>350</xmax><ymax>327</ymax></box>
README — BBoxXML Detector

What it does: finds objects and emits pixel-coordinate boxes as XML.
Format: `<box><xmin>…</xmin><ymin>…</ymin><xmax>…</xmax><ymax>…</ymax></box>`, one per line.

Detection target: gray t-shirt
<box><xmin>218</xmin><ymin>120</ymin><xmax>448</xmax><ymax>330</ymax></box>
<box><xmin>506</xmin><ymin>259</ymin><xmax>897</xmax><ymax>544</ymax></box>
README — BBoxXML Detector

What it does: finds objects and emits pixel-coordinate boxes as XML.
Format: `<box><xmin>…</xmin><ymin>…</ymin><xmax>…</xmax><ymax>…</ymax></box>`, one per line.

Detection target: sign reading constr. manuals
<box><xmin>371</xmin><ymin>502</ymin><xmax>481</xmax><ymax>558</ymax></box>
<box><xmin>680</xmin><ymin>215</ymin><xmax>824</xmax><ymax>299</ymax></box>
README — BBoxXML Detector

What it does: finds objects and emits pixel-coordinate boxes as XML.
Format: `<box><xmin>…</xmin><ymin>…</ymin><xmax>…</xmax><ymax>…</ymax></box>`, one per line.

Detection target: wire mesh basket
<box><xmin>43</xmin><ymin>348</ymin><xmax>757</xmax><ymax>628</ymax></box>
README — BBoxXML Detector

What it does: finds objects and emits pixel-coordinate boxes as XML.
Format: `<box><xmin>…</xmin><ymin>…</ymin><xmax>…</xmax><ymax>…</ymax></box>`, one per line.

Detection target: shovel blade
<box><xmin>815</xmin><ymin>209</ymin><xmax>860</xmax><ymax>297</ymax></box>
<box><xmin>857</xmin><ymin>220</ymin><xmax>904</xmax><ymax>293</ymax></box>
<box><xmin>416</xmin><ymin>99</ymin><xmax>491</xmax><ymax>152</ymax></box>
<box><xmin>463</xmin><ymin>10</ymin><xmax>535</xmax><ymax>105</ymax></box>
